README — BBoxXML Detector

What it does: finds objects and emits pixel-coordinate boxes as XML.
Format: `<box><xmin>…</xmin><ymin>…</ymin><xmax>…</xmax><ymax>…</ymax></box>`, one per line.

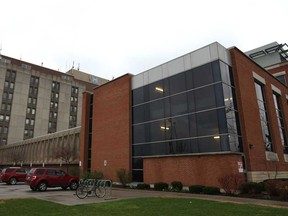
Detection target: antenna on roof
<box><xmin>77</xmin><ymin>63</ymin><xmax>80</xmax><ymax>70</ymax></box>
<box><xmin>72</xmin><ymin>61</ymin><xmax>75</xmax><ymax>69</ymax></box>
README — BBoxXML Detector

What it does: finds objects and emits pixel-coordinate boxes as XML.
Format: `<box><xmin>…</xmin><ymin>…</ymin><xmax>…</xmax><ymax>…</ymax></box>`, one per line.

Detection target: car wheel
<box><xmin>9</xmin><ymin>177</ymin><xmax>17</xmax><ymax>185</ymax></box>
<box><xmin>30</xmin><ymin>186</ymin><xmax>37</xmax><ymax>191</ymax></box>
<box><xmin>69</xmin><ymin>181</ymin><xmax>78</xmax><ymax>190</ymax></box>
<box><xmin>38</xmin><ymin>181</ymin><xmax>47</xmax><ymax>192</ymax></box>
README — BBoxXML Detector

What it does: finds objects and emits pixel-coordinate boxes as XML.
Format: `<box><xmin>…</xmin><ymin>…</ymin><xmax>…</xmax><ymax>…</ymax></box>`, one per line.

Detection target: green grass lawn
<box><xmin>0</xmin><ymin>197</ymin><xmax>287</xmax><ymax>216</ymax></box>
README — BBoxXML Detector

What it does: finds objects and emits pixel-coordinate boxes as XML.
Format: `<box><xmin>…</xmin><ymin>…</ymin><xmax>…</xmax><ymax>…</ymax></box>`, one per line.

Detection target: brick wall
<box><xmin>91</xmin><ymin>74</ymin><xmax>132</xmax><ymax>181</ymax></box>
<box><xmin>230</xmin><ymin>48</ymin><xmax>288</xmax><ymax>174</ymax></box>
<box><xmin>144</xmin><ymin>154</ymin><xmax>244</xmax><ymax>187</ymax></box>
<box><xmin>79</xmin><ymin>92</ymin><xmax>91</xmax><ymax>175</ymax></box>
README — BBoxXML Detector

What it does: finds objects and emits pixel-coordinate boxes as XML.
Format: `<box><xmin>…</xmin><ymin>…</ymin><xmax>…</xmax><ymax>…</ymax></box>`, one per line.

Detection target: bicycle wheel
<box><xmin>76</xmin><ymin>185</ymin><xmax>89</xmax><ymax>199</ymax></box>
<box><xmin>95</xmin><ymin>186</ymin><xmax>106</xmax><ymax>198</ymax></box>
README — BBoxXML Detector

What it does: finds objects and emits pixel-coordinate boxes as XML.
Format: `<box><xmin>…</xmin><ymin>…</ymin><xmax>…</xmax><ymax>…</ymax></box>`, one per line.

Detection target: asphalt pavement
<box><xmin>1</xmin><ymin>182</ymin><xmax>288</xmax><ymax>208</ymax></box>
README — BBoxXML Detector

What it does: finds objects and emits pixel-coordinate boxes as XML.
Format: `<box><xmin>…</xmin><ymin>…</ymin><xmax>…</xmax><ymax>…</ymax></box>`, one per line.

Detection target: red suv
<box><xmin>26</xmin><ymin>168</ymin><xmax>79</xmax><ymax>191</ymax></box>
<box><xmin>0</xmin><ymin>167</ymin><xmax>29</xmax><ymax>185</ymax></box>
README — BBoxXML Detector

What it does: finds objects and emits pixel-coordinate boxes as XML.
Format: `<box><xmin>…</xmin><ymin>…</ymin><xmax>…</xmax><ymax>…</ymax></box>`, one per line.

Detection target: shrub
<box><xmin>189</xmin><ymin>185</ymin><xmax>205</xmax><ymax>194</ymax></box>
<box><xmin>218</xmin><ymin>173</ymin><xmax>245</xmax><ymax>195</ymax></box>
<box><xmin>264</xmin><ymin>179</ymin><xmax>281</xmax><ymax>196</ymax></box>
<box><xmin>116</xmin><ymin>168</ymin><xmax>131</xmax><ymax>186</ymax></box>
<box><xmin>171</xmin><ymin>181</ymin><xmax>183</xmax><ymax>192</ymax></box>
<box><xmin>154</xmin><ymin>182</ymin><xmax>169</xmax><ymax>191</ymax></box>
<box><xmin>276</xmin><ymin>181</ymin><xmax>288</xmax><ymax>201</ymax></box>
<box><xmin>136</xmin><ymin>183</ymin><xmax>151</xmax><ymax>190</ymax></box>
<box><xmin>81</xmin><ymin>170</ymin><xmax>103</xmax><ymax>180</ymax></box>
<box><xmin>203</xmin><ymin>186</ymin><xmax>221</xmax><ymax>195</ymax></box>
<box><xmin>81</xmin><ymin>171</ymin><xmax>91</xmax><ymax>180</ymax></box>
<box><xmin>241</xmin><ymin>182</ymin><xmax>264</xmax><ymax>194</ymax></box>
<box><xmin>90</xmin><ymin>170</ymin><xmax>103</xmax><ymax>179</ymax></box>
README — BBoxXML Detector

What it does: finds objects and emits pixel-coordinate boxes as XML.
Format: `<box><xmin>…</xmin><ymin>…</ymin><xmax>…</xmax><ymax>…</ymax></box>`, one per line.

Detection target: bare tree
<box><xmin>6</xmin><ymin>149</ymin><xmax>25</xmax><ymax>166</ymax></box>
<box><xmin>53</xmin><ymin>145</ymin><xmax>77</xmax><ymax>173</ymax></box>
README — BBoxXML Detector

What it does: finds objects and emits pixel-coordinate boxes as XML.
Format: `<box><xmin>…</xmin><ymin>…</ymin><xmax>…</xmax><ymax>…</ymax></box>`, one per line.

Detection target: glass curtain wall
<box><xmin>132</xmin><ymin>60</ymin><xmax>241</xmax><ymax>181</ymax></box>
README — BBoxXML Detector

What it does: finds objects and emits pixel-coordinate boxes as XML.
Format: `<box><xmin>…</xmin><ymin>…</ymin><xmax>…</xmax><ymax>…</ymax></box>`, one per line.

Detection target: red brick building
<box><xmin>80</xmin><ymin>42</ymin><xmax>288</xmax><ymax>187</ymax></box>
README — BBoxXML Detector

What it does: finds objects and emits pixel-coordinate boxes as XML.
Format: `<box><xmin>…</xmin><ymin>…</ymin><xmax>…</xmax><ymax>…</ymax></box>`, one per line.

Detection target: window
<box><xmin>276</xmin><ymin>75</ymin><xmax>286</xmax><ymax>85</ymax></box>
<box><xmin>1</xmin><ymin>103</ymin><xmax>11</xmax><ymax>111</ymax></box>
<box><xmin>6</xmin><ymin>70</ymin><xmax>16</xmax><ymax>79</ymax></box>
<box><xmin>273</xmin><ymin>93</ymin><xmax>288</xmax><ymax>153</ymax></box>
<box><xmin>0</xmin><ymin>114</ymin><xmax>10</xmax><ymax>121</ymax></box>
<box><xmin>255</xmin><ymin>82</ymin><xmax>273</xmax><ymax>151</ymax></box>
<box><xmin>30</xmin><ymin>76</ymin><xmax>39</xmax><ymax>84</ymax></box>
<box><xmin>52</xmin><ymin>81</ymin><xmax>60</xmax><ymax>90</ymax></box>
<box><xmin>2</xmin><ymin>92</ymin><xmax>13</xmax><ymax>100</ymax></box>
<box><xmin>72</xmin><ymin>86</ymin><xmax>79</xmax><ymax>94</ymax></box>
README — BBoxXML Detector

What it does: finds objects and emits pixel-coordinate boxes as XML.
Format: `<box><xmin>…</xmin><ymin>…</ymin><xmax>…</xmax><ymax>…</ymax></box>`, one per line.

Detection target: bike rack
<box><xmin>76</xmin><ymin>178</ymin><xmax>114</xmax><ymax>200</ymax></box>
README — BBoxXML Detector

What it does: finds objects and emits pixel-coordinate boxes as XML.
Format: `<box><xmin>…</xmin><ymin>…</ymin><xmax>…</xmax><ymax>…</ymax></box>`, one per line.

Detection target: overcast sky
<box><xmin>1</xmin><ymin>0</ymin><xmax>287</xmax><ymax>80</ymax></box>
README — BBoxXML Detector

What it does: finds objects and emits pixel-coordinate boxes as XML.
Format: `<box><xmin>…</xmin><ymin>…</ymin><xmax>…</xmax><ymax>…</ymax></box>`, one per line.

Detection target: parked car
<box><xmin>0</xmin><ymin>167</ymin><xmax>29</xmax><ymax>185</ymax></box>
<box><xmin>26</xmin><ymin>168</ymin><xmax>79</xmax><ymax>191</ymax></box>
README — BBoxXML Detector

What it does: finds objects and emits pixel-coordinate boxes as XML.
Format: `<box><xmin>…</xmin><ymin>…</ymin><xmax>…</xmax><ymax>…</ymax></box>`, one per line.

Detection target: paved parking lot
<box><xmin>1</xmin><ymin>182</ymin><xmax>288</xmax><ymax>208</ymax></box>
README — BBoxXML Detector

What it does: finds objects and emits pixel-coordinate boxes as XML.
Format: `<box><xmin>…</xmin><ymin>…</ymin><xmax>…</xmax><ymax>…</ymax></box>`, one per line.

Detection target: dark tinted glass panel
<box><xmin>167</xmin><ymin>139</ymin><xmax>193</xmax><ymax>154</ymax></box>
<box><xmin>217</xmin><ymin>108</ymin><xmax>228</xmax><ymax>134</ymax></box>
<box><xmin>195</xmin><ymin>85</ymin><xmax>216</xmax><ymax>111</ymax></box>
<box><xmin>133</xmin><ymin>105</ymin><xmax>145</xmax><ymax>124</ymax></box>
<box><xmin>132</xmin><ymin>158</ymin><xmax>143</xmax><ymax>169</ymax></box>
<box><xmin>187</xmin><ymin>91</ymin><xmax>195</xmax><ymax>113</ymax></box>
<box><xmin>132</xmin><ymin>87</ymin><xmax>144</xmax><ymax>105</ymax></box>
<box><xmin>169</xmin><ymin>72</ymin><xmax>186</xmax><ymax>95</ymax></box>
<box><xmin>189</xmin><ymin>114</ymin><xmax>197</xmax><ymax>137</ymax></box>
<box><xmin>214</xmin><ymin>83</ymin><xmax>224</xmax><ymax>107</ymax></box>
<box><xmin>132</xmin><ymin>170</ymin><xmax>143</xmax><ymax>182</ymax></box>
<box><xmin>193</xmin><ymin>63</ymin><xmax>213</xmax><ymax>87</ymax></box>
<box><xmin>220</xmin><ymin>135</ymin><xmax>230</xmax><ymax>151</ymax></box>
<box><xmin>212</xmin><ymin>60</ymin><xmax>221</xmax><ymax>82</ymax></box>
<box><xmin>198</xmin><ymin>136</ymin><xmax>221</xmax><ymax>153</ymax></box>
<box><xmin>186</xmin><ymin>69</ymin><xmax>194</xmax><ymax>90</ymax></box>
<box><xmin>169</xmin><ymin>116</ymin><xmax>189</xmax><ymax>139</ymax></box>
<box><xmin>196</xmin><ymin>110</ymin><xmax>219</xmax><ymax>136</ymax></box>
<box><xmin>150</xmin><ymin>120</ymin><xmax>166</xmax><ymax>142</ymax></box>
<box><xmin>149</xmin><ymin>80</ymin><xmax>164</xmax><ymax>101</ymax></box>
<box><xmin>170</xmin><ymin>93</ymin><xmax>188</xmax><ymax>116</ymax></box>
<box><xmin>164</xmin><ymin>97</ymin><xmax>171</xmax><ymax>117</ymax></box>
<box><xmin>133</xmin><ymin>124</ymin><xmax>146</xmax><ymax>144</ymax></box>
<box><xmin>148</xmin><ymin>100</ymin><xmax>164</xmax><ymax>120</ymax></box>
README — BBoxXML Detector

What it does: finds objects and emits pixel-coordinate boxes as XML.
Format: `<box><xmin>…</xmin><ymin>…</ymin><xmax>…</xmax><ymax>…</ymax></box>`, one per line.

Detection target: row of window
<box><xmin>133</xmin><ymin>107</ymin><xmax>239</xmax><ymax>145</ymax></box>
<box><xmin>132</xmin><ymin>60</ymin><xmax>233</xmax><ymax>106</ymax></box>
<box><xmin>133</xmin><ymin>83</ymin><xmax>235</xmax><ymax>124</ymax></box>
<box><xmin>254</xmin><ymin>81</ymin><xmax>288</xmax><ymax>153</ymax></box>
<box><xmin>0</xmin><ymin>114</ymin><xmax>10</xmax><ymax>122</ymax></box>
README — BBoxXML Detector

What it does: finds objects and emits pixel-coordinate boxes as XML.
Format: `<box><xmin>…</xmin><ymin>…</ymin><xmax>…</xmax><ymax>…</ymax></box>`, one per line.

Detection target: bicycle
<box><xmin>76</xmin><ymin>179</ymin><xmax>106</xmax><ymax>199</ymax></box>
